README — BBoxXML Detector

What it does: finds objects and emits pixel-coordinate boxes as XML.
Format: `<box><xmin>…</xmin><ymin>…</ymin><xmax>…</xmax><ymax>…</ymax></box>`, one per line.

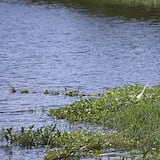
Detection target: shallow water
<box><xmin>0</xmin><ymin>0</ymin><xmax>160</xmax><ymax>159</ymax></box>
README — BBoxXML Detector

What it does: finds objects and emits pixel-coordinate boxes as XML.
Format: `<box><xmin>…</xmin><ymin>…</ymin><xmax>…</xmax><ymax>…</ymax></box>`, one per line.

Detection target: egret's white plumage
<box><xmin>136</xmin><ymin>85</ymin><xmax>148</xmax><ymax>100</ymax></box>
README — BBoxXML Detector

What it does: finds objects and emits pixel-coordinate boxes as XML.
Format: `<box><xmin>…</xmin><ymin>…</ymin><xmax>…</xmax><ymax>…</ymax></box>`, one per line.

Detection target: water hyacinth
<box><xmin>45</xmin><ymin>129</ymin><xmax>134</xmax><ymax>160</ymax></box>
<box><xmin>0</xmin><ymin>126</ymin><xmax>134</xmax><ymax>159</ymax></box>
<box><xmin>2</xmin><ymin>84</ymin><xmax>160</xmax><ymax>159</ymax></box>
<box><xmin>49</xmin><ymin>84</ymin><xmax>160</xmax><ymax>154</ymax></box>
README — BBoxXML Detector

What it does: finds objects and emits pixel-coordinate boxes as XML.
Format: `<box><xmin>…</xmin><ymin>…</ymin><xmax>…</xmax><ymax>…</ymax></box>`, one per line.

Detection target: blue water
<box><xmin>0</xmin><ymin>0</ymin><xmax>160</xmax><ymax>159</ymax></box>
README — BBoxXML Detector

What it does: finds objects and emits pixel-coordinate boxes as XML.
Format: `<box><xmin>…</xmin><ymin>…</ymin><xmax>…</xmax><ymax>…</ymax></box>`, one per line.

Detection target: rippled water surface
<box><xmin>0</xmin><ymin>0</ymin><xmax>160</xmax><ymax>159</ymax></box>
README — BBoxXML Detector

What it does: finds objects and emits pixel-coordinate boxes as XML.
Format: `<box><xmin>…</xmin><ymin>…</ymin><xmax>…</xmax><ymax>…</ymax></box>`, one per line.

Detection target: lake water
<box><xmin>0</xmin><ymin>0</ymin><xmax>160</xmax><ymax>159</ymax></box>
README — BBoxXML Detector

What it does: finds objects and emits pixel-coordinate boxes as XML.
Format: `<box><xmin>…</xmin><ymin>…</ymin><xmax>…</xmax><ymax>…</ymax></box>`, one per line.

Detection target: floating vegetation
<box><xmin>50</xmin><ymin>90</ymin><xmax>59</xmax><ymax>96</ymax></box>
<box><xmin>10</xmin><ymin>87</ymin><xmax>29</xmax><ymax>94</ymax></box>
<box><xmin>45</xmin><ymin>129</ymin><xmax>134</xmax><ymax>160</ymax></box>
<box><xmin>9</xmin><ymin>87</ymin><xmax>101</xmax><ymax>97</ymax></box>
<box><xmin>0</xmin><ymin>125</ymin><xmax>134</xmax><ymax>160</ymax></box>
<box><xmin>49</xmin><ymin>84</ymin><xmax>160</xmax><ymax>159</ymax></box>
<box><xmin>64</xmin><ymin>89</ymin><xmax>101</xmax><ymax>97</ymax></box>
<box><xmin>43</xmin><ymin>90</ymin><xmax>59</xmax><ymax>96</ymax></box>
<box><xmin>20</xmin><ymin>89</ymin><xmax>29</xmax><ymax>94</ymax></box>
<box><xmin>0</xmin><ymin>125</ymin><xmax>56</xmax><ymax>148</ymax></box>
<box><xmin>65</xmin><ymin>90</ymin><xmax>79</xmax><ymax>97</ymax></box>
<box><xmin>43</xmin><ymin>90</ymin><xmax>50</xmax><ymax>94</ymax></box>
<box><xmin>5</xmin><ymin>84</ymin><xmax>160</xmax><ymax>159</ymax></box>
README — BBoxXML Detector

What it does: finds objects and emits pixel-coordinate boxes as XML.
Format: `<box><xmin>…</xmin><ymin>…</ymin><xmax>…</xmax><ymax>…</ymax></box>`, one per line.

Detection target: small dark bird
<box><xmin>10</xmin><ymin>86</ymin><xmax>16</xmax><ymax>93</ymax></box>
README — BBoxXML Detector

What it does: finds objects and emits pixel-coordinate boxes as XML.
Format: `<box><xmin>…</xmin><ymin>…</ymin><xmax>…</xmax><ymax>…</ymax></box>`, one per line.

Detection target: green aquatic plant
<box><xmin>50</xmin><ymin>90</ymin><xmax>59</xmax><ymax>96</ymax></box>
<box><xmin>3</xmin><ymin>128</ymin><xmax>13</xmax><ymax>146</ymax></box>
<box><xmin>20</xmin><ymin>89</ymin><xmax>29</xmax><ymax>94</ymax></box>
<box><xmin>0</xmin><ymin>126</ymin><xmax>135</xmax><ymax>159</ymax></box>
<box><xmin>49</xmin><ymin>84</ymin><xmax>160</xmax><ymax>156</ymax></box>
<box><xmin>2</xmin><ymin>84</ymin><xmax>160</xmax><ymax>159</ymax></box>
<box><xmin>9</xmin><ymin>86</ymin><xmax>99</xmax><ymax>97</ymax></box>
<box><xmin>1</xmin><ymin>125</ymin><xmax>56</xmax><ymax>148</ymax></box>
<box><xmin>65</xmin><ymin>90</ymin><xmax>79</xmax><ymax>97</ymax></box>
<box><xmin>44</xmin><ymin>90</ymin><xmax>50</xmax><ymax>94</ymax></box>
<box><xmin>43</xmin><ymin>90</ymin><xmax>59</xmax><ymax>96</ymax></box>
<box><xmin>45</xmin><ymin>129</ymin><xmax>134</xmax><ymax>160</ymax></box>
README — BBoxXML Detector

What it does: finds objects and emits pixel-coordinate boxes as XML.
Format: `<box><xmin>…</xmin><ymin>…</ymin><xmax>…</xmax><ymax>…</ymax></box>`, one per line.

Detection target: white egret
<box><xmin>136</xmin><ymin>85</ymin><xmax>148</xmax><ymax>100</ymax></box>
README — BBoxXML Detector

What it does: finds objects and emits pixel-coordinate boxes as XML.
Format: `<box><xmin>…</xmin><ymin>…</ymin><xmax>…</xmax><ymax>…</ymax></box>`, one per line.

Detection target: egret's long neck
<box><xmin>141</xmin><ymin>86</ymin><xmax>147</xmax><ymax>94</ymax></box>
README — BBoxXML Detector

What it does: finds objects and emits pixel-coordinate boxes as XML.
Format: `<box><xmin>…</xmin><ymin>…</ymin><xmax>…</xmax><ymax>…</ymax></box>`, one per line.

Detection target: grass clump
<box><xmin>49</xmin><ymin>84</ymin><xmax>160</xmax><ymax>157</ymax></box>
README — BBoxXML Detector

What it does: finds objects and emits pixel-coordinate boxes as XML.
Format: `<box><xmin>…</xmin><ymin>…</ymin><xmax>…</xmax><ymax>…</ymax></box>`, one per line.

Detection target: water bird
<box><xmin>10</xmin><ymin>86</ymin><xmax>16</xmax><ymax>93</ymax></box>
<box><xmin>136</xmin><ymin>85</ymin><xmax>148</xmax><ymax>100</ymax></box>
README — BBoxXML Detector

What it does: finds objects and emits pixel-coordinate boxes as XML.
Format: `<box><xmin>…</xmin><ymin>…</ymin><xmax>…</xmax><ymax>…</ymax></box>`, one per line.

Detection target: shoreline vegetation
<box><xmin>32</xmin><ymin>0</ymin><xmax>160</xmax><ymax>19</ymax></box>
<box><xmin>1</xmin><ymin>84</ymin><xmax>160</xmax><ymax>159</ymax></box>
<box><xmin>33</xmin><ymin>0</ymin><xmax>160</xmax><ymax>8</ymax></box>
<box><xmin>74</xmin><ymin>0</ymin><xmax>160</xmax><ymax>8</ymax></box>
